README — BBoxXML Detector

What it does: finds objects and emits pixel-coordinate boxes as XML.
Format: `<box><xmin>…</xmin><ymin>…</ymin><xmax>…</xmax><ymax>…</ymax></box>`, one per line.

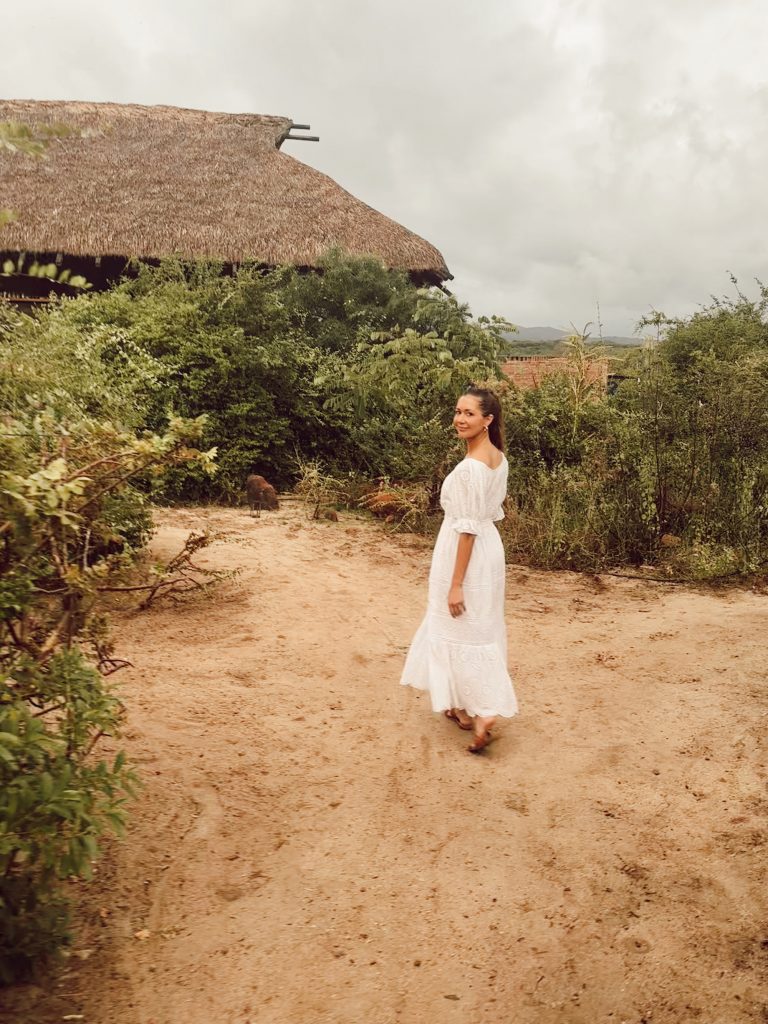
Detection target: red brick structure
<box><xmin>501</xmin><ymin>356</ymin><xmax>608</xmax><ymax>391</ymax></box>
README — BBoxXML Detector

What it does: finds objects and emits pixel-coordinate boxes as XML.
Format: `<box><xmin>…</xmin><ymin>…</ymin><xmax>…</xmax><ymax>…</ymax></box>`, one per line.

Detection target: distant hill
<box><xmin>513</xmin><ymin>326</ymin><xmax>567</xmax><ymax>342</ymax></box>
<box><xmin>506</xmin><ymin>326</ymin><xmax>639</xmax><ymax>346</ymax></box>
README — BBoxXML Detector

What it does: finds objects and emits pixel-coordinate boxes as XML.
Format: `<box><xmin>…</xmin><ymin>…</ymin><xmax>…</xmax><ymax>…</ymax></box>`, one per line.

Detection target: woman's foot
<box><xmin>468</xmin><ymin>716</ymin><xmax>496</xmax><ymax>754</ymax></box>
<box><xmin>445</xmin><ymin>708</ymin><xmax>473</xmax><ymax>731</ymax></box>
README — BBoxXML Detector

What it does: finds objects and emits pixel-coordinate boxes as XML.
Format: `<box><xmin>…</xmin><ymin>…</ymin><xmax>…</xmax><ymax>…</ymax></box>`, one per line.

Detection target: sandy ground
<box><xmin>2</xmin><ymin>499</ymin><xmax>767</xmax><ymax>1024</ymax></box>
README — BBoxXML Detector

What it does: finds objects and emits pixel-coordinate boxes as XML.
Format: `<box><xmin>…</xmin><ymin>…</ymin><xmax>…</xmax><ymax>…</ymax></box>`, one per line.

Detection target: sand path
<box><xmin>3</xmin><ymin>501</ymin><xmax>766</xmax><ymax>1024</ymax></box>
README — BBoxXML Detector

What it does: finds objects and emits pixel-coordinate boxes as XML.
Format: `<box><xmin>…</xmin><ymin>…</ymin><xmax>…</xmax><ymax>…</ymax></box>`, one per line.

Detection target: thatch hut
<box><xmin>0</xmin><ymin>99</ymin><xmax>451</xmax><ymax>302</ymax></box>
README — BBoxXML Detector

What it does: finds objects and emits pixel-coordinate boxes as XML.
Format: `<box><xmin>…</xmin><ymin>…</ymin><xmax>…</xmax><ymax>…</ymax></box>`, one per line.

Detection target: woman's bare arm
<box><xmin>448</xmin><ymin>533</ymin><xmax>475</xmax><ymax>616</ymax></box>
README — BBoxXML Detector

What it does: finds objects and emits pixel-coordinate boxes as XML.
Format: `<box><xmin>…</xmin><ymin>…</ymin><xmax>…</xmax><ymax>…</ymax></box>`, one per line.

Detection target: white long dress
<box><xmin>400</xmin><ymin>455</ymin><xmax>519</xmax><ymax>718</ymax></box>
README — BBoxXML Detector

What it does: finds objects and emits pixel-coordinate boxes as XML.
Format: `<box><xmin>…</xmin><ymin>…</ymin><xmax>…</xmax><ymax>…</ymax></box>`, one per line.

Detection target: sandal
<box><xmin>444</xmin><ymin>709</ymin><xmax>473</xmax><ymax>731</ymax></box>
<box><xmin>468</xmin><ymin>730</ymin><xmax>495</xmax><ymax>754</ymax></box>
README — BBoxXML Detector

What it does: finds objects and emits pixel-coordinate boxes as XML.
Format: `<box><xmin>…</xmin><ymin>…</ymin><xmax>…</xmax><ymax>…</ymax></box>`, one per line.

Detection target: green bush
<box><xmin>0</xmin><ymin>301</ymin><xmax>165</xmax><ymax>428</ymax></box>
<box><xmin>34</xmin><ymin>254</ymin><xmax>507</xmax><ymax>498</ymax></box>
<box><xmin>5</xmin><ymin>256</ymin><xmax>765</xmax><ymax>579</ymax></box>
<box><xmin>0</xmin><ymin>407</ymin><xmax>215</xmax><ymax>980</ymax></box>
<box><xmin>499</xmin><ymin>304</ymin><xmax>768</xmax><ymax>577</ymax></box>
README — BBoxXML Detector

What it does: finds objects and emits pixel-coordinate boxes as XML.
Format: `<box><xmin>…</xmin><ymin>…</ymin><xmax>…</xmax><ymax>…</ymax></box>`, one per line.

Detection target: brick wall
<box><xmin>501</xmin><ymin>356</ymin><xmax>608</xmax><ymax>391</ymax></box>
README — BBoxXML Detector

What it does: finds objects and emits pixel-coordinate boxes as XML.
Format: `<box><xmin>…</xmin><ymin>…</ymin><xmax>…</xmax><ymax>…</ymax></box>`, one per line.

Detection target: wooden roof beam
<box><xmin>286</xmin><ymin>122</ymin><xmax>319</xmax><ymax>142</ymax></box>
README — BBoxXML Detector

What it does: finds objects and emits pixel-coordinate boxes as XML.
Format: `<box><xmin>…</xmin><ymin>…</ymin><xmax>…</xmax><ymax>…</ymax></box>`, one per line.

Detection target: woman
<box><xmin>400</xmin><ymin>385</ymin><xmax>518</xmax><ymax>752</ymax></box>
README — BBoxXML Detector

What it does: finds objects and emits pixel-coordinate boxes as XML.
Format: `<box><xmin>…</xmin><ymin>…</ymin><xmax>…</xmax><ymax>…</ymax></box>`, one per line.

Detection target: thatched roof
<box><xmin>0</xmin><ymin>99</ymin><xmax>451</xmax><ymax>282</ymax></box>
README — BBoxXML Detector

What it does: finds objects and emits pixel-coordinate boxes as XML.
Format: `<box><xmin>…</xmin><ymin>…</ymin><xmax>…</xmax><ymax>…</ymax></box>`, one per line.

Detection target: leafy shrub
<box><xmin>6</xmin><ymin>255</ymin><xmax>766</xmax><ymax>580</ymax></box>
<box><xmin>0</xmin><ymin>408</ymin><xmax>215</xmax><ymax>980</ymax></box>
<box><xmin>0</xmin><ymin>303</ymin><xmax>165</xmax><ymax>429</ymax></box>
<box><xmin>35</xmin><ymin>254</ymin><xmax>507</xmax><ymax>499</ymax></box>
<box><xmin>499</xmin><ymin>304</ymin><xmax>768</xmax><ymax>576</ymax></box>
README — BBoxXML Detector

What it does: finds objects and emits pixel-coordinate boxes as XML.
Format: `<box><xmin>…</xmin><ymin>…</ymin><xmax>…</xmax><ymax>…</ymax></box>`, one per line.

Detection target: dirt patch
<box><xmin>3</xmin><ymin>500</ymin><xmax>767</xmax><ymax>1023</ymax></box>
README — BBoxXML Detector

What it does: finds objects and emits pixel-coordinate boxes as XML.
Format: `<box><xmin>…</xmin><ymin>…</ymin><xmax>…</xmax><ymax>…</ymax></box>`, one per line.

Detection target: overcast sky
<box><xmin>3</xmin><ymin>0</ymin><xmax>768</xmax><ymax>334</ymax></box>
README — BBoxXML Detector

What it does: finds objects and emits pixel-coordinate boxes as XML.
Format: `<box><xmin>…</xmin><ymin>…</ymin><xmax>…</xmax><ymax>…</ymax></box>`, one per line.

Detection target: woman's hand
<box><xmin>448</xmin><ymin>584</ymin><xmax>466</xmax><ymax>617</ymax></box>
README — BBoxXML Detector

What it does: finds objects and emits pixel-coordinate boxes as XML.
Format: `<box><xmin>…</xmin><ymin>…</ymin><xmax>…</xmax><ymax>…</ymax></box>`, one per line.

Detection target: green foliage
<box><xmin>35</xmin><ymin>254</ymin><xmax>504</xmax><ymax>498</ymax></box>
<box><xmin>311</xmin><ymin>274</ymin><xmax>508</xmax><ymax>481</ymax></box>
<box><xmin>54</xmin><ymin>260</ymin><xmax>332</xmax><ymax>497</ymax></box>
<box><xmin>4</xmin><ymin>253</ymin><xmax>765</xmax><ymax>580</ymax></box>
<box><xmin>0</xmin><ymin>302</ymin><xmax>166</xmax><ymax>428</ymax></box>
<box><xmin>649</xmin><ymin>278</ymin><xmax>768</xmax><ymax>371</ymax></box>
<box><xmin>280</xmin><ymin>249</ymin><xmax>422</xmax><ymax>354</ymax></box>
<box><xmin>499</xmin><ymin>299</ymin><xmax>768</xmax><ymax>576</ymax></box>
<box><xmin>0</xmin><ymin>666</ymin><xmax>131</xmax><ymax>981</ymax></box>
<box><xmin>622</xmin><ymin>334</ymin><xmax>768</xmax><ymax>573</ymax></box>
<box><xmin>292</xmin><ymin>455</ymin><xmax>363</xmax><ymax>519</ymax></box>
<box><xmin>0</xmin><ymin>121</ymin><xmax>72</xmax><ymax>158</ymax></box>
<box><xmin>0</xmin><ymin>406</ymin><xmax>215</xmax><ymax>980</ymax></box>
<box><xmin>1</xmin><ymin>254</ymin><xmax>91</xmax><ymax>290</ymax></box>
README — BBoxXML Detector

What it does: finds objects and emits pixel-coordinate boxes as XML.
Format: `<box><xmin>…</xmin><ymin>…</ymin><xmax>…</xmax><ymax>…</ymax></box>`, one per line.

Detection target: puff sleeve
<box><xmin>449</xmin><ymin>463</ymin><xmax>484</xmax><ymax>535</ymax></box>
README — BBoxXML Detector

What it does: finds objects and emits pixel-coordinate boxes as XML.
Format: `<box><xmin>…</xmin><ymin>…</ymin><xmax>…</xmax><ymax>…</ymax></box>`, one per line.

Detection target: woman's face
<box><xmin>453</xmin><ymin>394</ymin><xmax>491</xmax><ymax>439</ymax></box>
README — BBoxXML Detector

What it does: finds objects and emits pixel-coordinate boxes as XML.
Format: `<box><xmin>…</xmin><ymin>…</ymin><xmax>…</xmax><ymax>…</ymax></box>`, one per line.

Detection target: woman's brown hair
<box><xmin>463</xmin><ymin>385</ymin><xmax>505</xmax><ymax>452</ymax></box>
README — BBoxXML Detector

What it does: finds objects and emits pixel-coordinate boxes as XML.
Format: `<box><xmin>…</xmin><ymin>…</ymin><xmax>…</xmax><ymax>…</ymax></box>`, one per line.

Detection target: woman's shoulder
<box><xmin>462</xmin><ymin>450</ymin><xmax>507</xmax><ymax>471</ymax></box>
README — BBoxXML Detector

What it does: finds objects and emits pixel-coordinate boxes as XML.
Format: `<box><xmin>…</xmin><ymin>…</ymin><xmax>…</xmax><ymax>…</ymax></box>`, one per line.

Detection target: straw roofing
<box><xmin>0</xmin><ymin>99</ymin><xmax>451</xmax><ymax>282</ymax></box>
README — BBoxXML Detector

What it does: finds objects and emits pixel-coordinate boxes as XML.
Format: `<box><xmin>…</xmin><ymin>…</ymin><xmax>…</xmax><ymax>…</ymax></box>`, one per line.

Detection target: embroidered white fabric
<box><xmin>400</xmin><ymin>456</ymin><xmax>519</xmax><ymax>718</ymax></box>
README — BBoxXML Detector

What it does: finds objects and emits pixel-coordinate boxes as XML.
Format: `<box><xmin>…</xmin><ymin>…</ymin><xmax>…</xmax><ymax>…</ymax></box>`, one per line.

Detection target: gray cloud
<box><xmin>3</xmin><ymin>0</ymin><xmax>768</xmax><ymax>334</ymax></box>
